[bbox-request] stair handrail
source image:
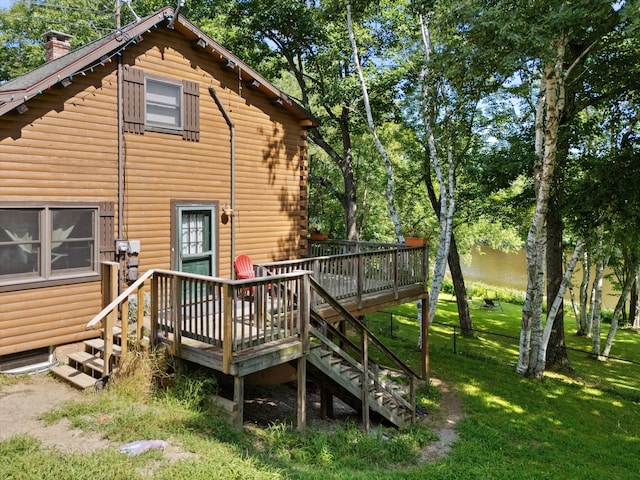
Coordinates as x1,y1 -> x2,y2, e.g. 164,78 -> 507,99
310,277 -> 421,380
86,268 -> 156,330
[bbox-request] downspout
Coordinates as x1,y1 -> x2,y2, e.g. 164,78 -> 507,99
208,86 -> 235,277
117,50 -> 125,293
117,56 -> 124,242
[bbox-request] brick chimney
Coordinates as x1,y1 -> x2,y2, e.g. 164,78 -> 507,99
42,31 -> 73,62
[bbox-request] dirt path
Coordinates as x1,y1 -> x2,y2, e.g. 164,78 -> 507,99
419,377 -> 464,462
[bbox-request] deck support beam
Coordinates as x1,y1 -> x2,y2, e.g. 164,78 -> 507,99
297,357 -> 306,433
320,388 -> 333,419
233,375 -> 244,428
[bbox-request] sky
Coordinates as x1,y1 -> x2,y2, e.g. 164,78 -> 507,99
0,0 -> 14,9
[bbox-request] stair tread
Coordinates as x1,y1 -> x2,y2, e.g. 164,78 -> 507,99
83,338 -> 122,355
51,364 -> 97,390
68,351 -> 105,372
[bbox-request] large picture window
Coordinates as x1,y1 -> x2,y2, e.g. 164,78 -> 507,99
0,206 -> 99,288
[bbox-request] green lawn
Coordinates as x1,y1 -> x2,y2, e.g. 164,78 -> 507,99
1,296 -> 639,479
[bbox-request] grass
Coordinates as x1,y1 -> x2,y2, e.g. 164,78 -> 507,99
1,295 -> 639,479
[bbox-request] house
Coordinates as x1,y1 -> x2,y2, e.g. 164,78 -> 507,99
0,7 -> 317,365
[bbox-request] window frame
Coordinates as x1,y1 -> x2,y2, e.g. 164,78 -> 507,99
0,202 -> 102,292
144,75 -> 184,135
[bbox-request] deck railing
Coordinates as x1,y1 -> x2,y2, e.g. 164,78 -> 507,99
262,240 -> 428,307
88,265 -> 310,374
88,241 -> 425,376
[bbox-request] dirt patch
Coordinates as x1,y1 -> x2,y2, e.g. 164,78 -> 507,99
0,374 -> 112,453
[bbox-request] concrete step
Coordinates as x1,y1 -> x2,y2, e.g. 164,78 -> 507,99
51,364 -> 97,390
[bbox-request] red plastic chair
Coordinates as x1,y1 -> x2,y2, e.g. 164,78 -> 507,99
234,254 -> 276,298
234,254 -> 255,280
234,254 -> 256,298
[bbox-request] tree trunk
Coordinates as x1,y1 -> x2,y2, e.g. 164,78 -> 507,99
307,114 -> 359,241
419,14 -> 455,329
448,236 -> 473,337
633,265 -> 640,330
517,46 -> 566,377
577,250 -> 590,335
535,240 -> 584,376
424,154 -> 473,337
601,266 -> 635,358
589,227 -> 610,357
346,2 -> 403,242
545,194 -> 570,369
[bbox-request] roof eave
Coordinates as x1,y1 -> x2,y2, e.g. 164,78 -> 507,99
173,15 -> 318,128
0,8 -> 173,117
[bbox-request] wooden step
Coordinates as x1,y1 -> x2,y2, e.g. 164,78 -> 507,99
51,364 -> 97,390
83,338 -> 122,356
68,351 -> 105,377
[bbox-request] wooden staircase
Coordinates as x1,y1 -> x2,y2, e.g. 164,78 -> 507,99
307,329 -> 414,428
305,276 -> 421,429
51,327 -> 123,391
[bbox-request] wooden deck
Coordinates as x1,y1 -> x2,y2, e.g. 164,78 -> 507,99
87,241 -> 427,430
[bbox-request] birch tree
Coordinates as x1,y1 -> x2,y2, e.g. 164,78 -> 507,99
601,258 -> 638,358
418,12 -> 455,330
516,39 -> 570,376
345,1 -> 403,242
533,240 -> 584,377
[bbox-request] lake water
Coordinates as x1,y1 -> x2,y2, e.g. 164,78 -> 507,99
457,246 -> 618,310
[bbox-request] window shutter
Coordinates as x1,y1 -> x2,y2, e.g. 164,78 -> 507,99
182,80 -> 200,141
99,202 -> 115,262
123,66 -> 145,134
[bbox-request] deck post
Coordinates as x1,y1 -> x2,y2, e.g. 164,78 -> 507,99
150,274 -> 159,347
171,275 -> 182,357
233,375 -> 244,428
421,296 -> 429,380
100,262 -> 119,375
297,356 -> 306,433
356,255 -> 363,310
120,297 -> 129,358
320,389 -> 333,419
300,274 -> 310,353
393,249 -> 399,300
361,329 -> 370,433
223,284 -> 234,374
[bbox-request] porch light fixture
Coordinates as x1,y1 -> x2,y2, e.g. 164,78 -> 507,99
271,96 -> 283,106
16,103 -> 28,114
221,204 -> 233,224
60,77 -> 72,87
223,59 -> 235,71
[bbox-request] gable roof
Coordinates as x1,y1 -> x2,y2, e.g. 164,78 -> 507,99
0,6 -> 317,126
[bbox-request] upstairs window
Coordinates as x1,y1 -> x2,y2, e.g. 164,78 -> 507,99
145,78 -> 182,130
123,66 -> 200,141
